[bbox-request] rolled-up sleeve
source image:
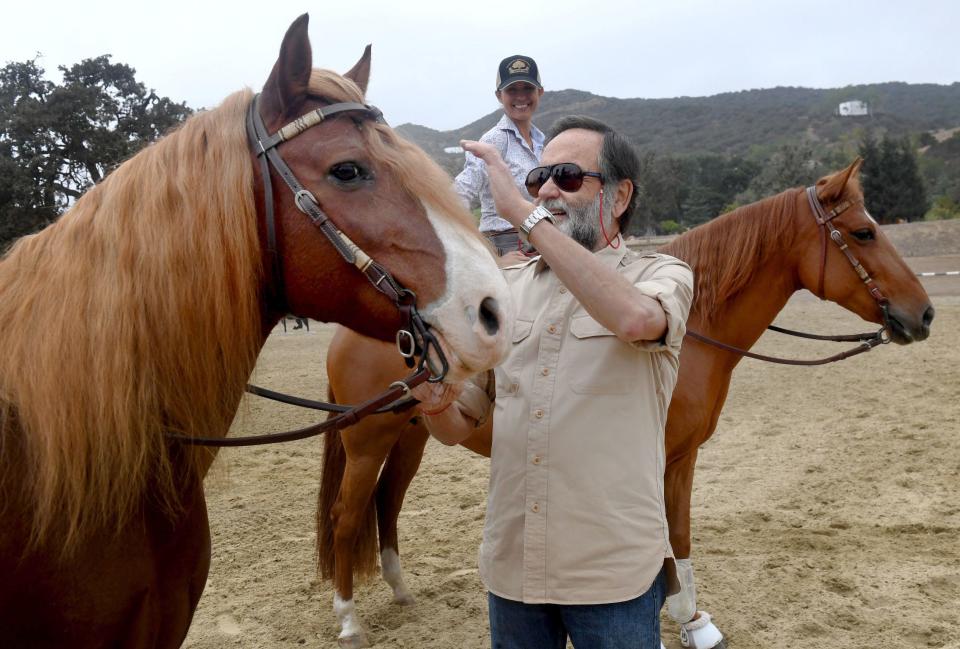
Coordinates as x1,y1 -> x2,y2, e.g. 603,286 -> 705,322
456,369 -> 495,426
631,259 -> 694,354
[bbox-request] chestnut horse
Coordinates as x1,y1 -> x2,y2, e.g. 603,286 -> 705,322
317,159 -> 933,648
0,14 -> 511,649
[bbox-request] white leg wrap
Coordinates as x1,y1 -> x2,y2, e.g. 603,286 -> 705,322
334,593 -> 367,647
680,611 -> 725,649
667,558 -> 698,623
381,548 -> 415,605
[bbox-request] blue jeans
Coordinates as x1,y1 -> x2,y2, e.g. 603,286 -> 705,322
488,569 -> 667,649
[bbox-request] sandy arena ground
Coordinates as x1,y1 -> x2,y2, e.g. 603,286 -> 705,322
184,248 -> 960,649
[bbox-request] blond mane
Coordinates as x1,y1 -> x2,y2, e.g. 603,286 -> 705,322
0,69 -> 480,552
0,90 -> 263,550
661,188 -> 802,324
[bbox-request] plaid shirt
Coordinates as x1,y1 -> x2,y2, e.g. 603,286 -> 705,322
454,114 -> 545,233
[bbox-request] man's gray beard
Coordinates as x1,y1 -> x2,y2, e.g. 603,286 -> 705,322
541,186 -> 617,251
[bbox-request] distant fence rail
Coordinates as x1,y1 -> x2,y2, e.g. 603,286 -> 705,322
624,236 -> 674,253
625,238 -> 958,279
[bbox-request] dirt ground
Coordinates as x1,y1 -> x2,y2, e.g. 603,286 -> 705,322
184,230 -> 960,649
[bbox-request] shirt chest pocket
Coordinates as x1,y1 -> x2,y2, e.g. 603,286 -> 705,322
495,319 -> 533,398
566,315 -> 640,395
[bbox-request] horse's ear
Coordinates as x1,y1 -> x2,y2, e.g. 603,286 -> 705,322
261,14 -> 313,121
344,45 -> 372,96
816,157 -> 863,202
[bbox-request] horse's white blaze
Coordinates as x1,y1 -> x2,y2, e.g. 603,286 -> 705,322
333,593 -> 364,641
419,204 -> 514,380
380,548 -> 414,604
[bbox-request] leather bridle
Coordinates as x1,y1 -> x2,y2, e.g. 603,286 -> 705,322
805,185 -> 889,313
167,96 -> 448,447
686,186 -> 891,365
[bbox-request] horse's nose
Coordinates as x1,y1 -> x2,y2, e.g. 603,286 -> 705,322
920,304 -> 935,339
478,297 -> 501,336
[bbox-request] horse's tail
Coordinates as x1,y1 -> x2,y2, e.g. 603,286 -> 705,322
317,386 -> 380,582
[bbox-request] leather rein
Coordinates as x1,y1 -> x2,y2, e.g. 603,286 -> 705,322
167,96 -> 444,447
686,186 -> 891,366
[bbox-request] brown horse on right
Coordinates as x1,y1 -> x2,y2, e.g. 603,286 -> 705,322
317,158 -> 933,648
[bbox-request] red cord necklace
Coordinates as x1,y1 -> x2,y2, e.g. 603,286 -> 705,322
598,187 -> 620,249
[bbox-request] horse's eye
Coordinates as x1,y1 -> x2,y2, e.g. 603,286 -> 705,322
329,162 -> 367,183
851,229 -> 875,242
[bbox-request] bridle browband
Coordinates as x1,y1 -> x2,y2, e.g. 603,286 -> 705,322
804,185 -> 888,311
167,95 -> 448,447
686,185 -> 891,365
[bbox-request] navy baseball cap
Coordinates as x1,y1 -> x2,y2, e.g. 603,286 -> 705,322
496,55 -> 542,91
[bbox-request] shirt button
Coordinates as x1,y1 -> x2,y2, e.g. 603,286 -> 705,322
531,503 -> 540,513
559,287 -> 567,294
534,409 -> 544,419
510,383 -> 519,393
540,368 -> 549,376
547,325 -> 558,334
532,455 -> 541,465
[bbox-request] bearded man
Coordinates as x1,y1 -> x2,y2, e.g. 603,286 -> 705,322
414,116 -> 694,649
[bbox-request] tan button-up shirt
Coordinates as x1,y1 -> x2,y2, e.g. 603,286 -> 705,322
478,241 -> 693,605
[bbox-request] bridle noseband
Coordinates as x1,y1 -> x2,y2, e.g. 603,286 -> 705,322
167,95 -> 449,447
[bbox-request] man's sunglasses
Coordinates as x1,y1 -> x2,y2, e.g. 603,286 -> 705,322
525,163 -> 603,197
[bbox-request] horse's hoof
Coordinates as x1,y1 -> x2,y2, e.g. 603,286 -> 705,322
679,610 -> 725,649
337,633 -> 369,649
394,591 -> 416,606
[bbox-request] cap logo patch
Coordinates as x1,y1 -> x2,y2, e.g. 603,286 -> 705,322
508,59 -> 530,75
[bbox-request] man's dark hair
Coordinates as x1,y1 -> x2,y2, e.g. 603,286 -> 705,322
547,116 -> 640,232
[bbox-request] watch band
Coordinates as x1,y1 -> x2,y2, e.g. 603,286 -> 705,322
519,206 -> 555,238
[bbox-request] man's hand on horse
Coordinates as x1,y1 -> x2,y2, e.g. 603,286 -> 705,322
459,140 -> 500,164
411,381 -> 463,415
411,381 -> 474,446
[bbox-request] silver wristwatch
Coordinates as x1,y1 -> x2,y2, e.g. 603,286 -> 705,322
519,206 -> 555,239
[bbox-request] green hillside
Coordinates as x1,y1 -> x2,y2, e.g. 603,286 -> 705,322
398,82 -> 960,232
398,82 -> 960,157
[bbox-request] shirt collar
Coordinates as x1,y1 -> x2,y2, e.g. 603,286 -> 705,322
533,234 -> 626,274
497,114 -> 545,149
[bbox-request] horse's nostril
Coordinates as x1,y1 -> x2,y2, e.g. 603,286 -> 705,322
478,297 -> 500,336
922,305 -> 935,328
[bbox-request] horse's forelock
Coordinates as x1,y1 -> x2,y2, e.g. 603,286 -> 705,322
309,68 -> 365,103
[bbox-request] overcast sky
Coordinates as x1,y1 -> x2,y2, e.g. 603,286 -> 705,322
4,0 -> 956,131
